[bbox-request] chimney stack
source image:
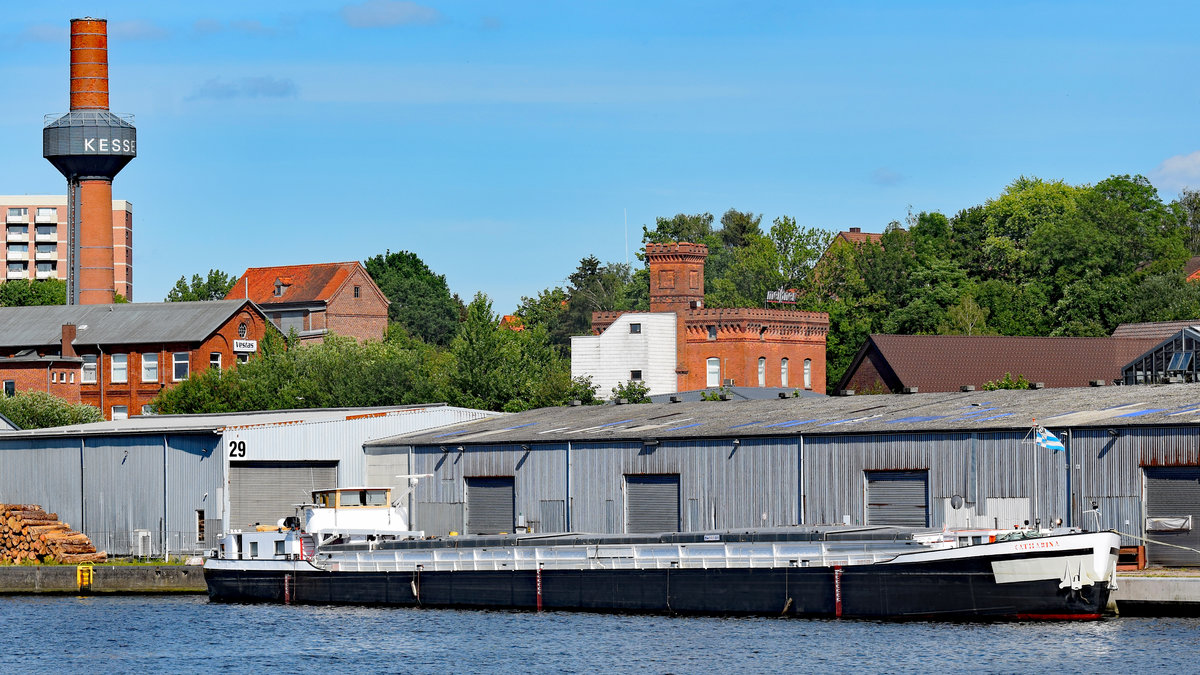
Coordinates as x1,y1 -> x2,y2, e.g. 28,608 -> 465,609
61,324 -> 77,358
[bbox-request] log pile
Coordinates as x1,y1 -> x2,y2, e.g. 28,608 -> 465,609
0,504 -> 106,564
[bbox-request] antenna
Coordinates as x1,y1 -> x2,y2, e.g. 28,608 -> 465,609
624,208 -> 629,265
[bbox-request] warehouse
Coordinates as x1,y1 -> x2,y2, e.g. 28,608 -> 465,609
371,383 -> 1200,566
0,404 -> 499,556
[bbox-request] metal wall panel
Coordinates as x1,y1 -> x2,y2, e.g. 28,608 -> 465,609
465,476 -> 515,534
0,438 -> 83,528
866,471 -> 928,527
164,434 -> 222,555
625,474 -> 680,532
82,436 -> 165,557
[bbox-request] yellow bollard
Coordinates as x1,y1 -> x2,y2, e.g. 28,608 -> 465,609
77,564 -> 94,592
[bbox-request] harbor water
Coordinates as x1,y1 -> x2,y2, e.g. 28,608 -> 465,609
1,595 -> 1197,673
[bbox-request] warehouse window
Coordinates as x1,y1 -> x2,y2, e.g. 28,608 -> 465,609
111,354 -> 127,383
804,358 -> 812,389
111,405 -> 128,420
757,357 -> 766,387
3,381 -> 13,397
210,352 -> 222,371
707,326 -> 717,340
141,353 -> 158,382
196,510 -> 205,544
81,354 -> 97,383
629,323 -> 641,334
781,358 -> 789,388
630,370 -> 643,381
173,352 -> 189,381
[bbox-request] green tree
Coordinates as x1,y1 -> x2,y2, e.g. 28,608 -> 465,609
0,391 -> 102,429
364,250 -> 461,346
610,379 -> 651,403
981,372 -> 1032,390
0,279 -> 65,306
719,208 -> 763,250
166,269 -> 237,301
937,295 -> 995,335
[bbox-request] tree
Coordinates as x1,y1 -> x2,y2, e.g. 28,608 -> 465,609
1176,187 -> 1200,255
981,372 -> 1032,390
610,379 -> 651,403
0,279 -> 65,306
0,391 -> 102,429
364,250 -> 461,346
166,269 -> 237,302
719,209 -> 763,250
937,295 -> 994,335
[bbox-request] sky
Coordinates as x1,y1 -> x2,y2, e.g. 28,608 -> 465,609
2,1 -> 1199,312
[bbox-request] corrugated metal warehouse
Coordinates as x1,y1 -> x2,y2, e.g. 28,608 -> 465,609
371,384 -> 1200,566
0,405 -> 499,556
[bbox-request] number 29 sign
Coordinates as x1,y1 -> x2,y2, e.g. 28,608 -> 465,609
227,439 -> 247,458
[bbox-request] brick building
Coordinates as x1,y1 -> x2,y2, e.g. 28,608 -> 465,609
227,262 -> 388,343
573,242 -> 829,396
0,300 -> 275,420
1,196 -> 133,299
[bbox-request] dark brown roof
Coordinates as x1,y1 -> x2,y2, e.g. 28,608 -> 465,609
841,334 -> 1162,391
834,228 -> 883,246
1111,320 -> 1200,341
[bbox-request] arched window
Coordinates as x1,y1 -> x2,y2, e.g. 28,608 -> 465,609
757,357 -> 766,387
803,358 -> 812,389
781,358 -> 789,388
706,358 -> 721,388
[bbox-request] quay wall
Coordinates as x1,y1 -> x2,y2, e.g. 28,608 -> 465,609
0,565 -> 205,594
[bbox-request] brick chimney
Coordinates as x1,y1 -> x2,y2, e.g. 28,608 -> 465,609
61,324 -> 77,358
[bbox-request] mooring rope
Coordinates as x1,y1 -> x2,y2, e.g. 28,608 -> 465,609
1114,530 -> 1200,556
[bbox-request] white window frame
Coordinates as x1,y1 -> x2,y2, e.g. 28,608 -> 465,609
706,357 -> 721,388
173,352 -> 190,381
111,405 -> 128,420
757,357 -> 766,387
781,358 -> 789,388
81,354 -> 97,384
141,353 -> 158,382
804,358 -> 812,389
210,352 -> 221,371
111,353 -> 127,383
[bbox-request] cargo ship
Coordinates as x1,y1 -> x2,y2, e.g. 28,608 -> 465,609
204,484 -> 1120,619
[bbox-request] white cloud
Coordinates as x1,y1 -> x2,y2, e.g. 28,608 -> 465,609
188,76 -> 298,100
341,0 -> 442,28
1151,150 -> 1200,193
109,20 -> 170,41
871,167 -> 904,186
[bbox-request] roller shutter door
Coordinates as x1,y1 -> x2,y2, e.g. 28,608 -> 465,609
866,470 -> 929,527
466,477 -> 514,534
1145,467 -> 1200,567
229,461 -> 337,530
626,474 -> 680,533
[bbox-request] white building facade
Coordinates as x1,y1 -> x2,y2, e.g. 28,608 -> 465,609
571,312 -> 676,398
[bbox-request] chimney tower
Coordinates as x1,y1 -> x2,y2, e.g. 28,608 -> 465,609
43,18 -> 136,304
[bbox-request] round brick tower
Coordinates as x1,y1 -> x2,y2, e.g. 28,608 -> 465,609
43,18 -> 137,305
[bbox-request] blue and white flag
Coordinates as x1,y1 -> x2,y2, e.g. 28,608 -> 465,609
1036,426 -> 1065,452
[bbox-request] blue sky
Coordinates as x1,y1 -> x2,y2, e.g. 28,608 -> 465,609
2,1 -> 1198,311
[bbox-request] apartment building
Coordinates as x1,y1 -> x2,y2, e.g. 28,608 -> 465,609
0,196 -> 133,300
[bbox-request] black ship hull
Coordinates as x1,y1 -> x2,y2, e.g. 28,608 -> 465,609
205,551 -> 1111,620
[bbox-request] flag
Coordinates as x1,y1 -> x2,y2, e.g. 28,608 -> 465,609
1036,426 -> 1065,452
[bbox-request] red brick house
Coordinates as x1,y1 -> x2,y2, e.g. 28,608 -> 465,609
227,262 -> 388,343
0,300 -> 275,420
576,242 -> 829,396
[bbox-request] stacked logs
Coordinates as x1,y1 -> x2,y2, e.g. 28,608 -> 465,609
0,504 -> 106,564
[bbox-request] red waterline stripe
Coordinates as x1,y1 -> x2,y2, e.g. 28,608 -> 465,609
833,566 -> 843,618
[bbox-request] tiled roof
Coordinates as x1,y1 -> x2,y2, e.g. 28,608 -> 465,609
835,229 -> 883,246
841,334 -> 1162,391
227,262 -> 360,305
1185,255 -> 1200,280
1111,320 -> 1200,341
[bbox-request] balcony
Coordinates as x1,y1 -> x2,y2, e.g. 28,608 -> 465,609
34,229 -> 57,242
6,214 -> 27,225
35,269 -> 57,280
7,230 -> 28,243
34,249 -> 57,261
34,211 -> 58,224
7,251 -> 28,261
6,269 -> 27,280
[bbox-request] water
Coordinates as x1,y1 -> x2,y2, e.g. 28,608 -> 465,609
1,595 -> 1196,674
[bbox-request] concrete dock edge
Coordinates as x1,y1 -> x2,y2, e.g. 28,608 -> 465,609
0,565 -> 206,594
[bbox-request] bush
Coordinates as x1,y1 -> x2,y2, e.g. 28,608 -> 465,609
0,391 -> 103,429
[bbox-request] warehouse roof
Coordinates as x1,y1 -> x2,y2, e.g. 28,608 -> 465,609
0,300 -> 265,349
648,387 -> 823,403
0,404 -> 462,438
1111,319 -> 1200,341
376,382 -> 1200,446
837,334 -> 1159,392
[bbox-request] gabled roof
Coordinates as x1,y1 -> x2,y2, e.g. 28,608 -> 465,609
227,262 -> 368,305
834,228 -> 883,246
0,300 -> 261,349
1185,255 -> 1200,281
837,334 -> 1162,392
1112,319 -> 1200,341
